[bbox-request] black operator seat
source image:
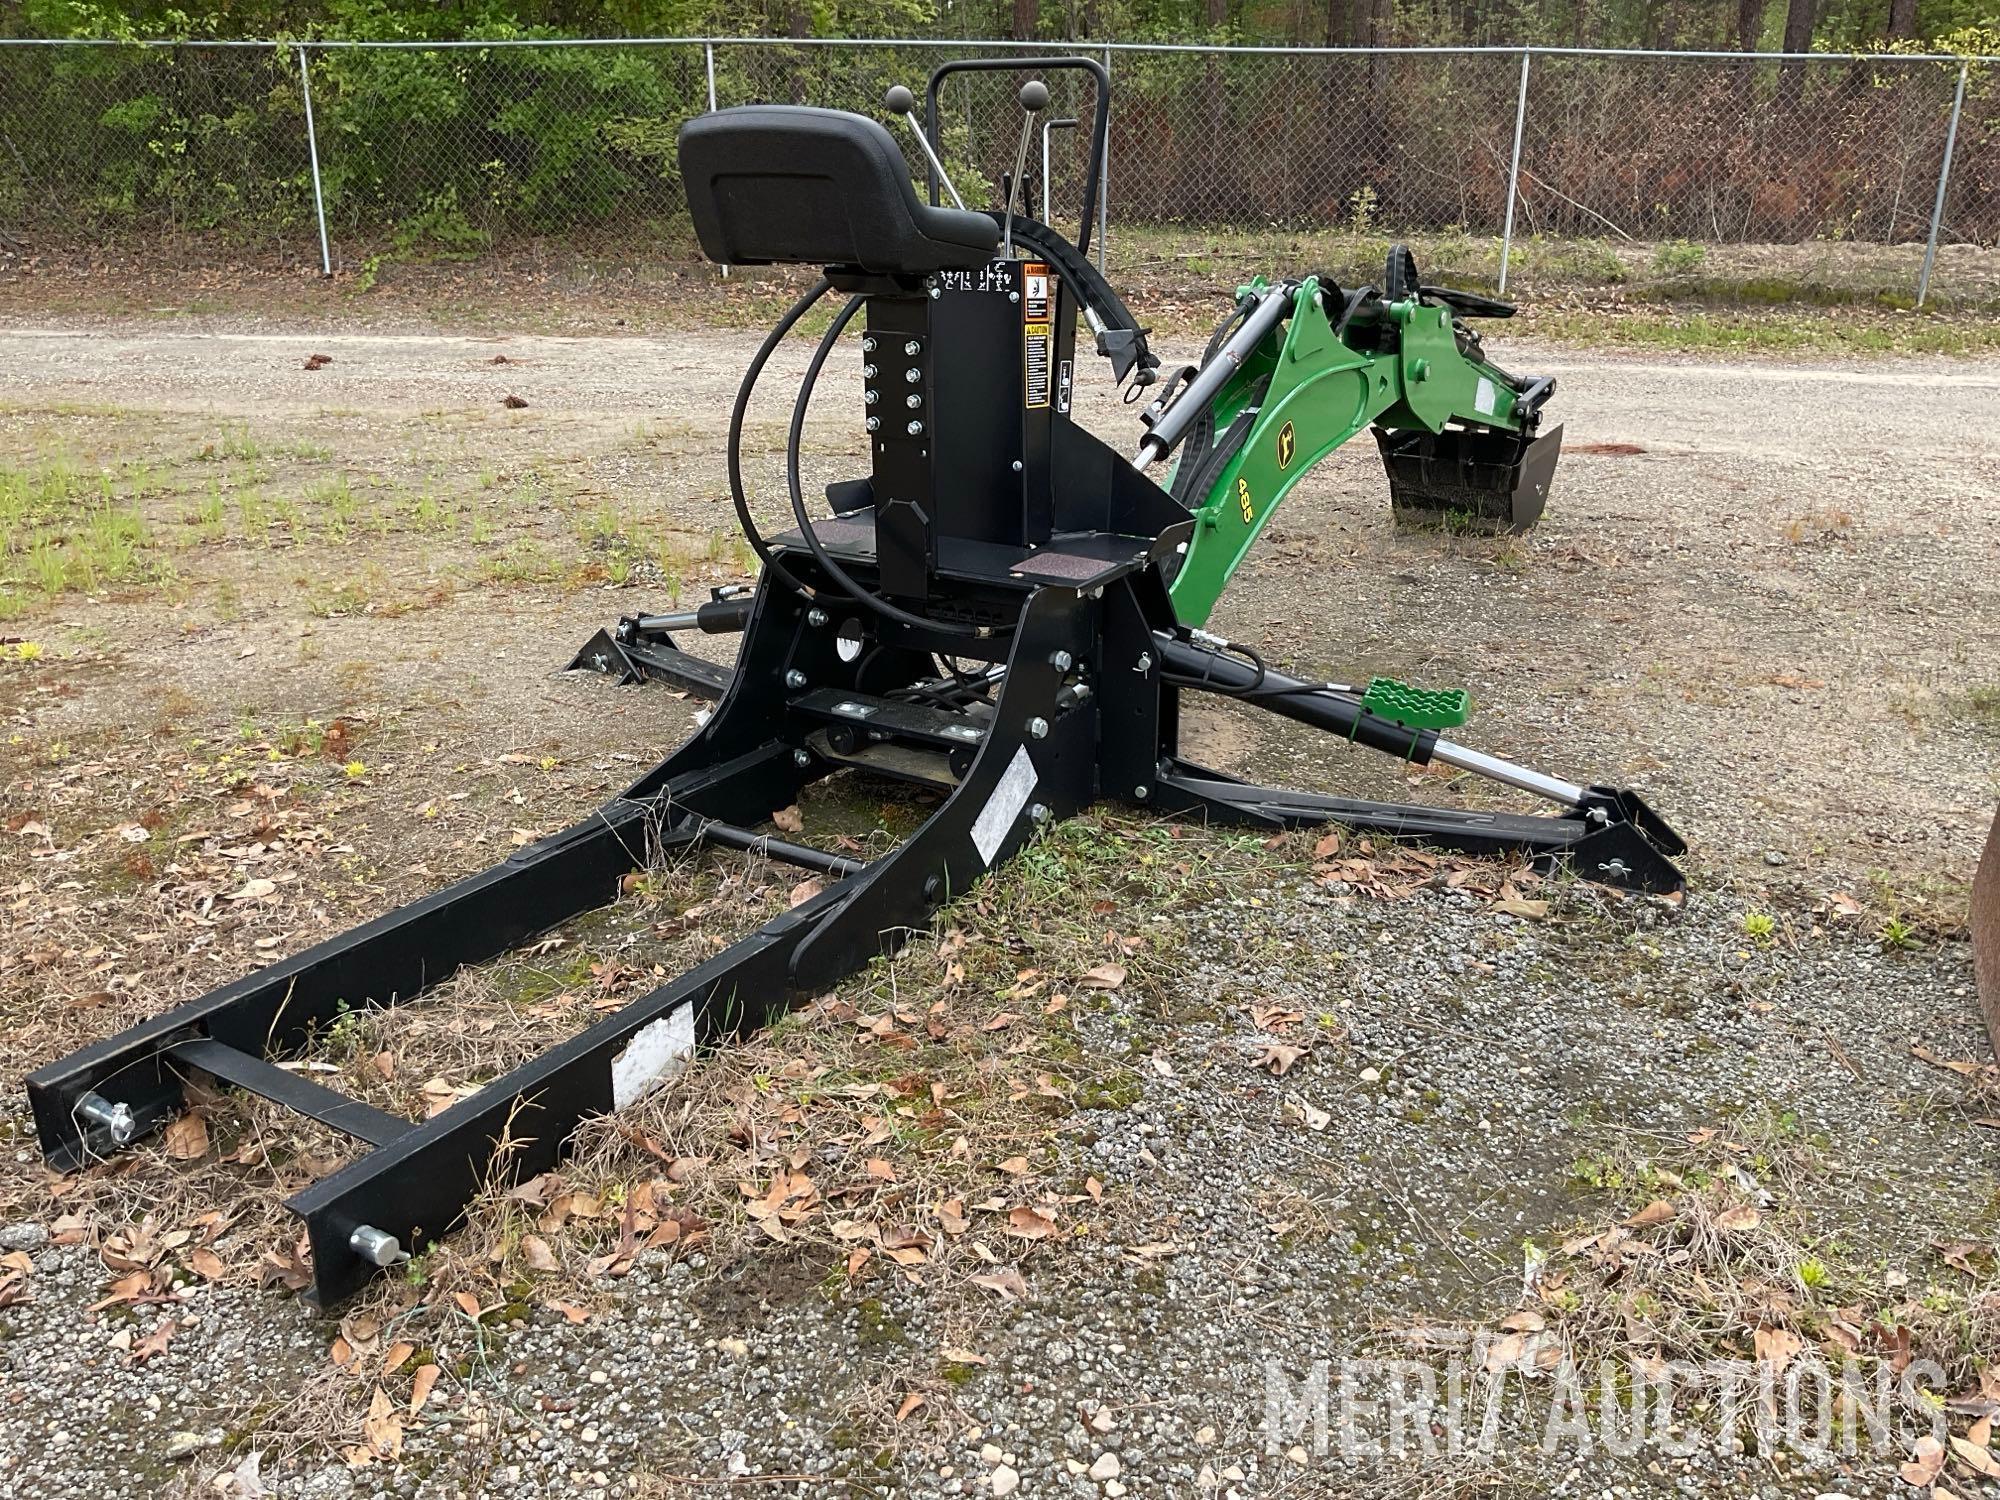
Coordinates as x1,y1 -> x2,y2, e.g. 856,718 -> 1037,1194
678,106 -> 1001,275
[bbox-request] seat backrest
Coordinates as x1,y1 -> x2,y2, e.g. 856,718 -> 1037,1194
678,106 -> 1000,274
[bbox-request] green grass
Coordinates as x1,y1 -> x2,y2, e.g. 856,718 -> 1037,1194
1525,307 -> 2000,357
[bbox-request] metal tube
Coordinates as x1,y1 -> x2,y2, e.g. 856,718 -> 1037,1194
297,45 -> 332,279
1132,284 -> 1293,468
1002,108 -> 1036,256
14,39 -> 1987,64
1099,47 -> 1112,273
1428,738 -> 1583,807
705,43 -> 730,279
897,113 -> 965,209
1498,48 -> 1530,297
1918,61 -> 1969,309
1041,117 -> 1080,223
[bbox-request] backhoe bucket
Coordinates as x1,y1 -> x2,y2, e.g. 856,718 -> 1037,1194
1377,423 -> 1563,535
1975,808 -> 2000,1058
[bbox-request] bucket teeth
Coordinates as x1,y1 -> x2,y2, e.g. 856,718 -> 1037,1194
1377,422 -> 1564,535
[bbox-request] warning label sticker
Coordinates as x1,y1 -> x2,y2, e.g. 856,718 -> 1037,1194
1056,358 -> 1074,414
1022,262 -> 1050,321
1024,322 -> 1052,408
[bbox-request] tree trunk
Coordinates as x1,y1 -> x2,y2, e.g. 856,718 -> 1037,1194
1886,0 -> 1919,40
1777,0 -> 1817,108
1781,0 -> 1815,53
1737,0 -> 1765,51
1013,0 -> 1038,42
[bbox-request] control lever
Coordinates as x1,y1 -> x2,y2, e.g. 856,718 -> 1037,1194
884,84 -> 967,210
1004,80 -> 1050,258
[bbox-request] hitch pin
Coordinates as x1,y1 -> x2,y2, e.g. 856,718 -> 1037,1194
349,1224 -> 409,1267
76,1090 -> 138,1147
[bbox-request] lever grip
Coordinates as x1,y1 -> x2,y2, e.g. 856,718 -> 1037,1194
1019,80 -> 1050,112
884,84 -> 915,114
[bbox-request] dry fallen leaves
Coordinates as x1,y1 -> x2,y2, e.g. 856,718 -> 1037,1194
970,1267 -> 1029,1302
1004,1206 -> 1059,1241
1252,1041 -> 1309,1077
163,1112 -> 209,1161
1714,1204 -> 1762,1234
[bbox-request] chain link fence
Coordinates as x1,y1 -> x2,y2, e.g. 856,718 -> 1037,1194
0,37 -> 1991,304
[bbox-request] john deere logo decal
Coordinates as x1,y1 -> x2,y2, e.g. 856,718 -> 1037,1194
1276,420 -> 1297,470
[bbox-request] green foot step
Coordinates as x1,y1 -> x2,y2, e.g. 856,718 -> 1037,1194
1361,676 -> 1470,730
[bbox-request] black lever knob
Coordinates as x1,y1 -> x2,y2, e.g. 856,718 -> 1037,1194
1019,80 -> 1050,112
884,84 -> 916,115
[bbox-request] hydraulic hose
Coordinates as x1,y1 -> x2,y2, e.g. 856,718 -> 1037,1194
728,277 -> 834,601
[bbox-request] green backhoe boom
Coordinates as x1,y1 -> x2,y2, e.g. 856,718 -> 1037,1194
1163,274 -> 1561,628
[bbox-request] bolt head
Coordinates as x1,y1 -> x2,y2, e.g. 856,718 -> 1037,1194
905,367 -> 921,383
906,393 -> 922,409
1049,650 -> 1074,671
806,607 -> 829,627
1029,802 -> 1052,824
862,336 -> 877,352
793,748 -> 813,768
1009,290 -> 1021,302
864,389 -> 879,405
784,669 -> 807,689
1133,784 -> 1150,800
1026,716 -> 1049,740
906,420 -> 924,436
903,340 -> 921,355
866,416 -> 880,432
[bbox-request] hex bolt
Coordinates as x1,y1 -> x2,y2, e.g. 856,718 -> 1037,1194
864,390 -> 879,405
76,1090 -> 137,1147
1011,459 -> 1023,473
928,286 -> 941,300
1026,716 -> 1049,740
1029,802 -> 1052,825
906,420 -> 925,436
905,367 -> 921,383
866,416 -> 880,432
906,394 -> 922,409
806,607 -> 829,628
1133,784 -> 1150,800
1049,650 -> 1074,671
903,340 -> 921,356
862,336 -> 877,353
349,1224 -> 407,1268
784,669 -> 807,690
862,364 -> 878,379
792,748 -> 813,768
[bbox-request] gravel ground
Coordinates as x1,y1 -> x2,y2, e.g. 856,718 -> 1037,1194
1,315 -> 1996,1498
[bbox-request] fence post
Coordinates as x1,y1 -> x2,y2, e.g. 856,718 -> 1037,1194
1917,60 -> 1969,308
297,43 -> 332,278
705,40 -> 729,277
1497,48 -> 1530,296
1098,45 -> 1111,273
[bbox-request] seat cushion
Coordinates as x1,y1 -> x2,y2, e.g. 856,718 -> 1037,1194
678,106 -> 1000,274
